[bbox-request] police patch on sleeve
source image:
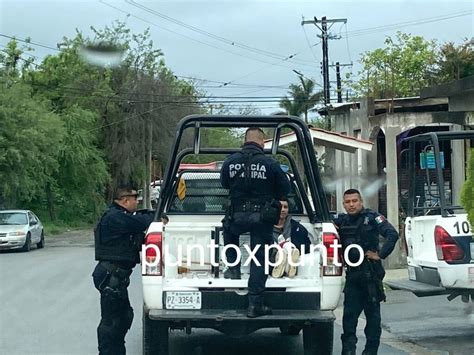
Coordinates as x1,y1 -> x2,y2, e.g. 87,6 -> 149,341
375,215 -> 386,224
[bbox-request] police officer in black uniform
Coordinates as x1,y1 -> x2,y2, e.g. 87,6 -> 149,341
92,185 -> 154,355
333,189 -> 398,355
220,127 -> 290,318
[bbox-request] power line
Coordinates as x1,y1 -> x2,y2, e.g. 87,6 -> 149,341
100,0 -> 316,71
0,33 -> 60,52
342,10 -> 472,38
302,25 -> 320,63
125,0 -> 317,66
343,23 -> 352,63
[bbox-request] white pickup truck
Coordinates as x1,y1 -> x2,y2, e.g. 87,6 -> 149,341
386,131 -> 474,302
141,115 -> 343,354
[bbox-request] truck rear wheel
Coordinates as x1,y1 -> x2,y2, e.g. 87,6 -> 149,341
279,325 -> 302,335
303,321 -> 333,355
143,307 -> 169,355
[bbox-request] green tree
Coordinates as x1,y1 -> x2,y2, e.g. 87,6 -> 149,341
436,40 -> 474,82
461,149 -> 474,226
352,32 -> 438,99
0,82 -> 64,210
280,75 -> 323,124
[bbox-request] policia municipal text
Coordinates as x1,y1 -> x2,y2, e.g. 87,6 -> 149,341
333,189 -> 398,355
220,127 -> 290,318
92,186 -> 154,355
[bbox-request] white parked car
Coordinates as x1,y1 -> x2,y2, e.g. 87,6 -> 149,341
0,210 -> 45,252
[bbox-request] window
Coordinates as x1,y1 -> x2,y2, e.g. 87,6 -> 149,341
0,212 -> 28,225
167,171 -> 304,214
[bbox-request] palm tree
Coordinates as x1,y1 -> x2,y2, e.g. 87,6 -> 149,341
279,75 -> 323,124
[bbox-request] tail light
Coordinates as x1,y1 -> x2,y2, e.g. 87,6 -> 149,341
434,226 -> 464,263
322,232 -> 343,276
144,231 -> 163,275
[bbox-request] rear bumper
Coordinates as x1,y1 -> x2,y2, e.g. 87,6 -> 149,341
149,308 -> 334,322
148,308 -> 334,335
385,278 -> 450,297
438,264 -> 474,289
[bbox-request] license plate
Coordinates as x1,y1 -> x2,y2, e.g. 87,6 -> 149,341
469,267 -> 474,283
165,291 -> 201,309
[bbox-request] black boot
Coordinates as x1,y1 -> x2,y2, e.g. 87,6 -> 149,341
223,266 -> 241,279
247,296 -> 272,318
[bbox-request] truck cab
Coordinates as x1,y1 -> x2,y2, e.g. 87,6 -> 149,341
141,115 -> 343,354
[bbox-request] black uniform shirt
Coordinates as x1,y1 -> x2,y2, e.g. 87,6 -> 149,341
333,208 -> 399,259
220,142 -> 290,204
100,202 -> 155,245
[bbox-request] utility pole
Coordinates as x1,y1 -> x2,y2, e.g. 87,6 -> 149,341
336,62 -> 342,103
329,62 -> 352,103
302,16 -> 347,106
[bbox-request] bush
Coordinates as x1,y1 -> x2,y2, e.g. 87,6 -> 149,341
461,148 -> 474,226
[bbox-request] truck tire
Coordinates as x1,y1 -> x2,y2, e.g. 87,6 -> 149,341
143,308 -> 169,355
303,321 -> 333,355
279,325 -> 302,335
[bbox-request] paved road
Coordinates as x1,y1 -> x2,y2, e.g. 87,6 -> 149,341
0,232 -> 472,354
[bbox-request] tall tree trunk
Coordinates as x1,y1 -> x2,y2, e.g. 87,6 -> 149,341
45,182 -> 56,221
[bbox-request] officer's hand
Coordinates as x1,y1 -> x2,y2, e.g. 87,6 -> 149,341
365,250 -> 380,261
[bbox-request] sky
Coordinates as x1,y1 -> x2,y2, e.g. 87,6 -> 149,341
1,0 -> 472,115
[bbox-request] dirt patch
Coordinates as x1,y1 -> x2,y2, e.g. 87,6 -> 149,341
46,228 -> 94,247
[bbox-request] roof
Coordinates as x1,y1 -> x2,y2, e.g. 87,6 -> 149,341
264,127 -> 373,153
0,210 -> 30,214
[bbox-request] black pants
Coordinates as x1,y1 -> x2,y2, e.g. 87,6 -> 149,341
341,272 -> 382,354
224,211 -> 273,297
93,263 -> 134,355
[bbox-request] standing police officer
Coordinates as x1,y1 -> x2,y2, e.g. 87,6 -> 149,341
220,127 -> 290,318
333,189 -> 398,355
92,185 -> 155,355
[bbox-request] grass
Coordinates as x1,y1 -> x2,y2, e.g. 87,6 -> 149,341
42,220 -> 93,235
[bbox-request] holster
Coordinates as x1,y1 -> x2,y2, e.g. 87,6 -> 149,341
260,199 -> 281,224
99,262 -> 131,299
221,205 -> 233,231
361,260 -> 386,303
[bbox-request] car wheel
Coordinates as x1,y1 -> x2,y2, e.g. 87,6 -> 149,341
21,234 -> 32,252
37,231 -> 45,249
280,325 -> 302,335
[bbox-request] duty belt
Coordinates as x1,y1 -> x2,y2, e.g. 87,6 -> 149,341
232,202 -> 264,213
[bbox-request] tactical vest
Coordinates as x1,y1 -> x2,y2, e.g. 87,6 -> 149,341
339,213 -> 379,264
229,150 -> 272,204
94,208 -> 141,264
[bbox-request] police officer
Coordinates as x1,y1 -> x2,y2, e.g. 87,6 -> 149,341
220,127 -> 290,318
92,185 -> 154,355
333,189 -> 398,355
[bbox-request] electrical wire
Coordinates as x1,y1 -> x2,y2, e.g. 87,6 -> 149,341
342,10 -> 472,38
125,0 -> 317,66
0,33 -> 60,52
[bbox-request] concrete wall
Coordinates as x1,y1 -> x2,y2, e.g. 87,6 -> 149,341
449,92 -> 474,112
